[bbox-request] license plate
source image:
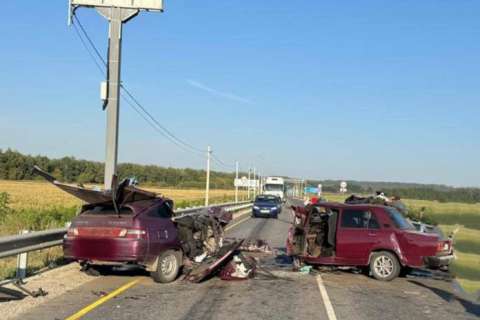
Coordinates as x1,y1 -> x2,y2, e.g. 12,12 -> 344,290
260,209 -> 270,213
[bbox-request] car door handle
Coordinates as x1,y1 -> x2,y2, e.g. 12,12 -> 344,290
368,233 -> 377,237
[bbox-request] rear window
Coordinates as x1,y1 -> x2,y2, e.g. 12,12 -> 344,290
147,204 -> 173,218
84,206 -> 133,216
385,207 -> 415,230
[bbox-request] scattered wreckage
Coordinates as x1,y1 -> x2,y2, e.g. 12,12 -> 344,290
33,166 -> 261,283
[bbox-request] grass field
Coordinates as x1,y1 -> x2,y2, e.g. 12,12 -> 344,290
321,193 -> 480,294
0,180 -> 247,211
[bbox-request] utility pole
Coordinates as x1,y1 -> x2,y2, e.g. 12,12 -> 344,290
253,167 -> 257,198
68,1 -> 163,190
235,161 -> 239,203
247,167 -> 251,199
205,145 -> 211,206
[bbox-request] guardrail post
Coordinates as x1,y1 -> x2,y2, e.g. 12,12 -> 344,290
16,230 -> 30,280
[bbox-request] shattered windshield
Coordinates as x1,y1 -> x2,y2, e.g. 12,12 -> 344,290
84,206 -> 133,215
264,184 -> 283,192
385,207 -> 415,230
255,195 -> 278,203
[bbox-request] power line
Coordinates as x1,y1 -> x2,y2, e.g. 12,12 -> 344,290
71,12 -> 236,171
72,13 -> 202,155
120,85 -> 204,154
211,153 -> 235,169
72,22 -> 105,76
73,14 -> 106,66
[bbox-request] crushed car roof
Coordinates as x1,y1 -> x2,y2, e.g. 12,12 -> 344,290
33,165 -> 160,205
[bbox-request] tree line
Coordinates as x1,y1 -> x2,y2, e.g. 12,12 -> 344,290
2,149 -> 480,203
0,149 -> 240,189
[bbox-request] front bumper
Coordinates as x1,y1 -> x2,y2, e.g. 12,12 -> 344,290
252,208 -> 278,217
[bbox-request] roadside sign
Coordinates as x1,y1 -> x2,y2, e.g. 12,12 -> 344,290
304,187 -> 319,194
234,178 -> 259,188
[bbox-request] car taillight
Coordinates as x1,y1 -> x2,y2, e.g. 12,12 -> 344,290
437,241 -> 449,252
67,228 -> 78,237
118,229 -> 146,239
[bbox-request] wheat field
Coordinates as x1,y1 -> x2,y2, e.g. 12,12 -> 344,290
0,180 -> 247,210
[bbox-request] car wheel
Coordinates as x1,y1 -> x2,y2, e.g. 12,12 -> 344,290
370,251 -> 401,281
151,250 -> 181,283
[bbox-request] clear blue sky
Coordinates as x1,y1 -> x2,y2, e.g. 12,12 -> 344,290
1,1 -> 479,187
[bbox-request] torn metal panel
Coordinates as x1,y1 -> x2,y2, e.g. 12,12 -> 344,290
238,239 -> 272,254
219,254 -> 256,281
33,165 -> 158,205
185,239 -> 243,283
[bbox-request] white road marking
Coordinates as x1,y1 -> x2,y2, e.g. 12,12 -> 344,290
225,216 -> 251,231
316,274 -> 337,320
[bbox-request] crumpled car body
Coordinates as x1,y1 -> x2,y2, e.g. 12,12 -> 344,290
287,202 -> 440,280
410,221 -> 455,270
33,166 -> 233,283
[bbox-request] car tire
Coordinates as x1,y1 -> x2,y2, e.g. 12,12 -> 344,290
151,250 -> 181,283
369,251 -> 401,281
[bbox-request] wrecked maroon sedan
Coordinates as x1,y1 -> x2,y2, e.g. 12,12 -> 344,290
33,166 -> 235,283
287,202 -> 440,281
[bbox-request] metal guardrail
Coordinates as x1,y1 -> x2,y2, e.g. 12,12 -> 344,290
0,200 -> 252,260
0,228 -> 67,259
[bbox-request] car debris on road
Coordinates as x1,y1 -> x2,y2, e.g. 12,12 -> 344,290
32,166 -> 265,284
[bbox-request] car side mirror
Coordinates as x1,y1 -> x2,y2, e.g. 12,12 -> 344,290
383,224 -> 391,228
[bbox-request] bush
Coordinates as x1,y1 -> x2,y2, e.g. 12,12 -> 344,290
406,206 -> 438,225
0,205 -> 78,235
0,192 -> 11,221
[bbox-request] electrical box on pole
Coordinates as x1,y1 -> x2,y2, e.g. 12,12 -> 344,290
68,0 -> 164,190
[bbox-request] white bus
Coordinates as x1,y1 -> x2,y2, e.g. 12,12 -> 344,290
263,177 -> 285,200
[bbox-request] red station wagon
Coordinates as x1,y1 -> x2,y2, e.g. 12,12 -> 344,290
287,202 -> 440,280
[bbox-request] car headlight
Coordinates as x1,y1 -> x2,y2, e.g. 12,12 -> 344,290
253,206 -> 259,210
271,207 -> 277,211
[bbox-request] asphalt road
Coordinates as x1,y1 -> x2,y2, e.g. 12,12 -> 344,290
14,200 -> 480,320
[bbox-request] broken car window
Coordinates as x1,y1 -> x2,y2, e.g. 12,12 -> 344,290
341,210 -> 378,229
84,206 -> 133,215
148,203 -> 173,218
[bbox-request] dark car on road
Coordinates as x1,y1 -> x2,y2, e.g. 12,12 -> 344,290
252,195 -> 282,218
287,202 -> 441,281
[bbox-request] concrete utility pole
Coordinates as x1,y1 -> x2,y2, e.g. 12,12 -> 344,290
253,167 -> 257,198
205,145 -> 212,206
247,167 -> 251,199
68,1 -> 163,190
235,161 -> 239,203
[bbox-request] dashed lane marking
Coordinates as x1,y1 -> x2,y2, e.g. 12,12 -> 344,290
316,275 -> 337,320
225,216 -> 251,231
64,278 -> 142,320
